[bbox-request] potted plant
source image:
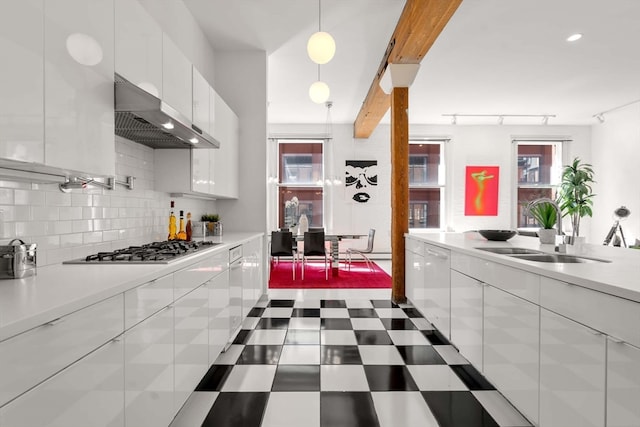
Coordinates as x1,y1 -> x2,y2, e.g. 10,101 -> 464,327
201,214 -> 221,235
558,157 -> 595,242
527,201 -> 558,244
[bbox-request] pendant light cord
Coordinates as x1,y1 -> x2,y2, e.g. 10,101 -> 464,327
318,0 -> 322,32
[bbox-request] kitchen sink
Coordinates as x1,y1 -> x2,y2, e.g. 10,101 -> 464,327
475,247 -> 545,255
508,253 -> 610,263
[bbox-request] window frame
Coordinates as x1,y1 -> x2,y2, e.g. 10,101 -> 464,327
408,138 -> 447,231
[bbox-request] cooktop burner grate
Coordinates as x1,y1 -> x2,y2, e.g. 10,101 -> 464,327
63,240 -> 220,264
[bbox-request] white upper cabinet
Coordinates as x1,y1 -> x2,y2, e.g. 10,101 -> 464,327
0,0 -> 44,164
43,0 -> 115,177
114,0 -> 162,98
192,67 -> 210,134
162,34 -> 192,122
211,90 -> 239,198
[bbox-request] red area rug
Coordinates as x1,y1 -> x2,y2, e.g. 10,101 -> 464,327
269,260 -> 391,289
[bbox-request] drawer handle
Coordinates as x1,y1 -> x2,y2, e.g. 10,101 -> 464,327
587,329 -> 603,337
45,317 -> 64,326
609,337 -> 626,345
425,248 -> 448,259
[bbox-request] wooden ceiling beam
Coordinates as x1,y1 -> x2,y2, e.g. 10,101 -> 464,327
353,0 -> 463,138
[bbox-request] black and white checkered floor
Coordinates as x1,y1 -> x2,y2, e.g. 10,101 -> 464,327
170,291 -> 532,427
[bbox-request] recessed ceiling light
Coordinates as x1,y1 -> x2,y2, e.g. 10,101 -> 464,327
567,33 -> 583,42
162,122 -> 174,130
189,137 -> 199,144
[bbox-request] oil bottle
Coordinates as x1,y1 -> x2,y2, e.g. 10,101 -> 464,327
168,201 -> 177,240
176,210 -> 187,241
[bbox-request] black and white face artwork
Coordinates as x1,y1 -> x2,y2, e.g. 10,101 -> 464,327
345,160 -> 378,203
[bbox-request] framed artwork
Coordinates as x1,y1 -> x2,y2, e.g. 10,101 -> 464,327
345,160 -> 377,203
465,166 -> 499,216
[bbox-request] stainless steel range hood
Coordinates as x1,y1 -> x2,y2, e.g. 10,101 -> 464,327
114,73 -> 219,149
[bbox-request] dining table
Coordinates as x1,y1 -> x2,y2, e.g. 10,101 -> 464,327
294,232 -> 366,277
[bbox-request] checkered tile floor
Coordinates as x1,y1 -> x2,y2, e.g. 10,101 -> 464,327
170,295 -> 532,427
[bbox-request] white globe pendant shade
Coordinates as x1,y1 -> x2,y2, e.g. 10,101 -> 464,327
309,81 -> 330,104
307,31 -> 336,64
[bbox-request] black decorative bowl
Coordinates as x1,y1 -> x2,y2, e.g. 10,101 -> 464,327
478,229 -> 517,241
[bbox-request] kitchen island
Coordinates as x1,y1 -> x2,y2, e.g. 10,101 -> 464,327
0,232 -> 264,427
406,232 -> 640,427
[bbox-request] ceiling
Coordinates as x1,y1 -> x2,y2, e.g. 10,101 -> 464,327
184,0 -> 640,127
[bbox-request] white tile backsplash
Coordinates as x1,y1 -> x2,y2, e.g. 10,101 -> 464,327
0,138 -> 217,266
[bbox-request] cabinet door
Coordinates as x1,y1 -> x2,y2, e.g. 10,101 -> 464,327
423,244 -> 450,338
484,285 -> 539,425
114,0 -> 162,98
43,0 -> 115,177
209,270 -> 230,364
124,305 -> 174,427
124,274 -> 173,330
191,148 -> 211,194
192,67 -> 210,135
450,270 -> 483,369
405,247 -> 424,309
174,284 -> 209,412
540,308 -> 606,427
607,339 -> 640,427
242,237 -> 263,317
0,294 -> 123,407
229,259 -> 243,338
1,336 -> 124,427
162,34 -> 192,122
0,0 -> 44,164
211,91 -> 239,198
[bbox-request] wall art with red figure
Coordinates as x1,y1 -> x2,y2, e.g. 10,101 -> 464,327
465,166 -> 499,216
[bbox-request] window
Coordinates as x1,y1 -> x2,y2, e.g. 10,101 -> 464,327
515,141 -> 563,228
277,140 -> 324,228
409,140 -> 445,229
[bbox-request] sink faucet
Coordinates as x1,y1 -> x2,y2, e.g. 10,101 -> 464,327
525,198 -> 567,251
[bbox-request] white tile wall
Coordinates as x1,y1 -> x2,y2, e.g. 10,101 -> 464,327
0,137 -> 216,266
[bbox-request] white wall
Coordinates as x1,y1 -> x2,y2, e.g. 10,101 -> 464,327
269,122 -> 592,252
591,103 -> 640,246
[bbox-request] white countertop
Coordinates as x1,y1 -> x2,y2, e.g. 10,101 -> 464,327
407,232 -> 640,303
0,232 -> 262,341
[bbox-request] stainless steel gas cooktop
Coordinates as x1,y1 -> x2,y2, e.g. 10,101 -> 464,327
63,240 -> 221,264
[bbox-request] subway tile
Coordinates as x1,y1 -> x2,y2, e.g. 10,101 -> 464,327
83,231 -> 103,244
46,247 -> 74,265
93,219 -> 112,231
15,221 -> 47,237
31,206 -> 59,221
0,205 -> 16,221
14,189 -> 45,205
0,180 -> 30,189
71,193 -> 92,207
72,220 -> 93,233
0,221 -> 16,239
45,191 -> 71,207
83,207 -> 103,220
59,206 -> 83,220
0,188 -> 14,204
92,194 -> 111,207
60,233 -> 84,247
46,220 -> 73,235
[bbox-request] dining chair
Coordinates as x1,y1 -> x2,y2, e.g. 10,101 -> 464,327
270,230 -> 297,279
346,228 -> 375,271
302,230 -> 329,280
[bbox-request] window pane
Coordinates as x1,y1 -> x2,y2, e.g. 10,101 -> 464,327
517,144 -> 559,185
279,142 -> 323,185
409,188 -> 441,228
517,187 -> 557,228
409,143 -> 441,185
279,187 -> 324,229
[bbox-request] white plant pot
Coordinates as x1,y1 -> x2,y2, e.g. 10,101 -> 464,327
538,228 -> 557,244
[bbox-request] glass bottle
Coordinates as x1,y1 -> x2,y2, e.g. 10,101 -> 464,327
186,212 -> 192,242
168,201 -> 177,240
177,210 -> 187,240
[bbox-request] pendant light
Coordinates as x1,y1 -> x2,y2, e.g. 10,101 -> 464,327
309,65 -> 330,104
307,0 -> 335,64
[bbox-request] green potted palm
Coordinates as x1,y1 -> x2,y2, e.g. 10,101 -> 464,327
527,201 -> 558,244
557,157 -> 595,242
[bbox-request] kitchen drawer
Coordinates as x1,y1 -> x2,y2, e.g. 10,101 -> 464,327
451,252 -> 539,304
405,237 -> 424,256
0,294 -> 124,407
540,277 -> 640,347
124,273 -> 174,330
174,251 -> 226,300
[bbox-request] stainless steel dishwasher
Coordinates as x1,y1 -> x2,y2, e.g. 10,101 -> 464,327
228,245 -> 243,340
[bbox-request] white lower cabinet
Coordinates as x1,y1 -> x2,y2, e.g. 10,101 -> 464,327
242,237 -> 264,317
229,251 -> 243,339
209,270 -> 230,363
540,308 -> 606,427
174,284 -> 209,412
405,243 -> 424,309
484,285 -> 539,425
124,305 -> 175,427
607,338 -> 640,427
423,244 -> 451,338
1,336 -> 125,427
450,270 -> 483,369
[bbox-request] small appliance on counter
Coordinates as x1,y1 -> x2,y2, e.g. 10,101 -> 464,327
0,239 -> 37,279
